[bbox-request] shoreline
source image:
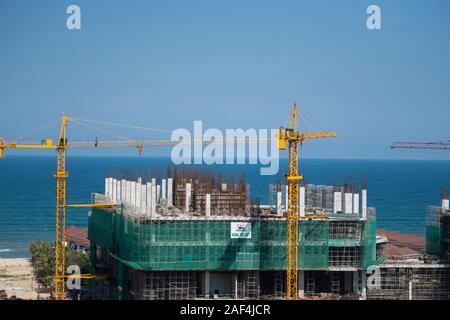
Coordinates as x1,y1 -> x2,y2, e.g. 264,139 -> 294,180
0,258 -> 38,300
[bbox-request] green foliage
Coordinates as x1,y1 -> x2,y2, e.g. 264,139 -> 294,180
66,248 -> 91,273
29,241 -> 55,287
29,241 -> 91,288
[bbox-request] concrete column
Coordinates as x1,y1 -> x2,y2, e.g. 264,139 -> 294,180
246,184 -> 251,203
111,179 -> 117,203
277,191 -> 283,215
151,184 -> 157,215
122,179 -> 128,203
344,193 -> 353,214
185,183 -> 192,212
116,180 -> 121,203
285,185 -> 289,211
119,180 -> 125,203
205,193 -> 211,217
408,280 -> 413,300
344,272 -> 352,293
130,181 -> 136,207
146,183 -> 152,216
361,189 -> 367,220
299,185 -> 306,217
105,177 -> 111,198
141,184 -> 147,212
105,178 -> 110,197
167,178 -> 173,206
111,179 -> 117,202
204,271 -> 210,298
361,271 -> 367,300
334,191 -> 342,213
442,199 -> 449,211
298,270 -> 305,299
353,193 -> 360,214
353,271 -> 359,294
136,182 -> 142,208
156,185 -> 161,203
161,179 -> 166,200
120,179 -> 126,203
233,273 -> 238,299
110,178 -> 115,200
126,181 -> 132,204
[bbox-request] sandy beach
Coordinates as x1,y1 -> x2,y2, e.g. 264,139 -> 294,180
0,258 -> 38,300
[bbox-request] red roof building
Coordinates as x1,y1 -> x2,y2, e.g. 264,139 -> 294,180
66,226 -> 89,252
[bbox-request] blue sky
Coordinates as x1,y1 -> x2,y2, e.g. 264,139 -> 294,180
0,0 -> 449,159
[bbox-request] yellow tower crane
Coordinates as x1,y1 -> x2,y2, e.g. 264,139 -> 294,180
0,115 -> 184,300
278,103 -> 336,299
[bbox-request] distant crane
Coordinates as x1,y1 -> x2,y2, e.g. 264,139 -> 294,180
277,103 -> 336,299
391,141 -> 450,150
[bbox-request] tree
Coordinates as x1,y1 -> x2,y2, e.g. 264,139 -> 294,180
29,241 -> 91,288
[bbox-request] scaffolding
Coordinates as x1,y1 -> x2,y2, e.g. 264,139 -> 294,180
172,167 -> 248,216
273,272 -> 284,298
266,183 -> 335,212
329,247 -> 360,268
175,184 -> 247,216
305,272 -> 315,296
236,271 -> 259,299
306,184 -> 334,210
366,265 -> 450,300
329,221 -> 361,240
330,273 -> 340,295
130,271 -> 197,300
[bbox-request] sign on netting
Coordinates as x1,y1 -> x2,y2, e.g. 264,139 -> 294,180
231,222 -> 252,239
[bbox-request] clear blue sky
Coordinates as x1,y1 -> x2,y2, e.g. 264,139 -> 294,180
1,0 -> 449,159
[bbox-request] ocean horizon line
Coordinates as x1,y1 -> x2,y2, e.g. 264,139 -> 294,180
4,154 -> 450,162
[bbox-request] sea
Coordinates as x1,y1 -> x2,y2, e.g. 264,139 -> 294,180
0,156 -> 449,258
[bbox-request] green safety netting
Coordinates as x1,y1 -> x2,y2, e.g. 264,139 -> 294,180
89,207 -> 378,271
426,206 -> 447,258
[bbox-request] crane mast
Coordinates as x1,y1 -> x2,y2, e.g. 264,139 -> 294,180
278,103 -> 336,299
54,115 -> 68,300
286,130 -> 300,299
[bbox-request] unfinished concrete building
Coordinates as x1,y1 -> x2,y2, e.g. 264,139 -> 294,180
365,190 -> 450,300
87,170 -> 450,300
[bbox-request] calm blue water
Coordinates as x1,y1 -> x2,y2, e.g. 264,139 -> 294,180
0,156 -> 449,258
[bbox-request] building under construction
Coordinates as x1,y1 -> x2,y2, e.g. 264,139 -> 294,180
87,169 -> 450,300
364,190 -> 450,300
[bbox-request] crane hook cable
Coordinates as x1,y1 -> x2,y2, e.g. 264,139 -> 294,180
14,118 -> 61,141
69,118 -> 130,141
69,116 -> 173,133
300,110 -> 326,133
